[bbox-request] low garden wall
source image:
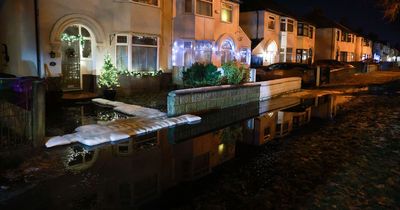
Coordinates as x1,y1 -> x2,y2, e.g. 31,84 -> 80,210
167,77 -> 302,116
255,77 -> 302,101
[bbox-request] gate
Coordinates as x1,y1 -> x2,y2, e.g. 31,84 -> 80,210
0,78 -> 45,151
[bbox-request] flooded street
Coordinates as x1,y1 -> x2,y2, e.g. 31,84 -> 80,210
1,80 -> 400,210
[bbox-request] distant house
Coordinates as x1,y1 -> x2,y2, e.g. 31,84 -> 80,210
239,0 -> 316,67
304,11 -> 361,62
172,0 -> 251,68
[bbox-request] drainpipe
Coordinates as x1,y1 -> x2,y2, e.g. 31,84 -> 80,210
256,11 -> 259,40
34,0 -> 41,78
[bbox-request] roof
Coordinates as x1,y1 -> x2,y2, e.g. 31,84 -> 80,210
240,0 -> 298,19
303,11 -> 353,33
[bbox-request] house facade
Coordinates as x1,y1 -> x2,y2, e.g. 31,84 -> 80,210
239,5 -> 315,67
172,0 -> 251,68
1,0 -> 174,92
355,36 -> 373,61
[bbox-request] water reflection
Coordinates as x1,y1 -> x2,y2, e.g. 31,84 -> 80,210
3,94 -> 346,209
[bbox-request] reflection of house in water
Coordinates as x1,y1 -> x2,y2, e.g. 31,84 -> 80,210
172,126 -> 237,181
275,111 -> 293,138
243,112 -> 278,145
281,105 -> 312,129
310,95 -> 337,119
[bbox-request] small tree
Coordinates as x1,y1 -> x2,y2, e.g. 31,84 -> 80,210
222,62 -> 247,85
98,54 -> 120,89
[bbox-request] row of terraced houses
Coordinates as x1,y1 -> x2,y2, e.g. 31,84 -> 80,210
1,0 -> 399,91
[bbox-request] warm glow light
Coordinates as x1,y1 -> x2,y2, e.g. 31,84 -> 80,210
218,144 -> 225,155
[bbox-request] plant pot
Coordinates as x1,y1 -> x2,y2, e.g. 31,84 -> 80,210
103,89 -> 116,101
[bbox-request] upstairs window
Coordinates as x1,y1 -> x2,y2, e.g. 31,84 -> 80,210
337,30 -> 340,41
309,26 -> 314,38
185,0 -> 193,13
297,23 -> 309,36
221,3 -> 233,23
363,38 -> 370,47
132,0 -> 158,6
287,19 -> 294,32
280,18 -> 286,32
268,16 -> 275,30
196,0 -> 213,17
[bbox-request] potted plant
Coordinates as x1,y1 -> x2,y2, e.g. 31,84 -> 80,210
98,54 -> 120,100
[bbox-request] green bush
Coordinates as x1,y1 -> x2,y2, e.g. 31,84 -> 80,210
222,62 -> 248,85
182,63 -> 222,87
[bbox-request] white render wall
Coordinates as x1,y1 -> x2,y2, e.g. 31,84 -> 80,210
0,0 -> 38,77
38,0 -> 171,76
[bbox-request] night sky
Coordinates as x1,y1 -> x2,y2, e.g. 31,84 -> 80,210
275,0 -> 400,46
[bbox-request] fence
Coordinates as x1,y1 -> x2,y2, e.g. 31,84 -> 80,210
0,78 -> 45,151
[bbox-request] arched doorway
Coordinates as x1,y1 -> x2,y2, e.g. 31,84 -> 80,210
264,41 -> 278,65
61,25 -> 94,91
220,39 -> 235,65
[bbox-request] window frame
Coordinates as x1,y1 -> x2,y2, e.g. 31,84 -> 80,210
267,16 -> 276,30
221,2 -> 233,23
130,0 -> 159,8
115,33 -> 159,72
195,0 -> 213,17
185,0 -> 193,13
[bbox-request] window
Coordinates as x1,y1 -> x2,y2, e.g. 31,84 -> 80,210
296,49 -> 308,63
194,40 -> 212,63
239,48 -> 249,64
64,25 -> 93,59
279,48 -> 285,62
297,23 -> 305,36
268,16 -> 275,30
132,35 -> 158,71
287,19 -> 294,32
221,39 -> 235,64
115,34 -> 159,72
363,38 -> 370,47
309,26 -> 314,39
132,0 -> 158,6
185,0 -> 193,13
221,3 -> 233,23
337,30 -> 340,41
196,0 -> 213,17
286,48 -> 293,62
280,19 -> 286,32
340,51 -> 348,62
116,35 -> 129,71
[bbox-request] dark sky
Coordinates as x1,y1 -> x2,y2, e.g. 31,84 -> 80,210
277,0 -> 400,46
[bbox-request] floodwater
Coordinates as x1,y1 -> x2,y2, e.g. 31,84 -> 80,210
0,94 -> 351,209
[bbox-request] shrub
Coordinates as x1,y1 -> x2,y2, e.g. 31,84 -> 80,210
98,54 -> 120,89
222,62 -> 248,85
182,63 -> 222,87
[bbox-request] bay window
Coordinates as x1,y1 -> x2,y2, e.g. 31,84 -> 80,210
132,35 -> 158,71
196,0 -> 213,17
132,0 -> 158,6
194,41 -> 212,63
221,3 -> 233,23
115,34 -> 158,72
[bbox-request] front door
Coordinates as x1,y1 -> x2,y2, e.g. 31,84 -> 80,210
61,39 -> 81,91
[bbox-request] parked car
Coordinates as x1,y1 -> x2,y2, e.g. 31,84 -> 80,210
256,63 -> 315,85
313,59 -> 355,69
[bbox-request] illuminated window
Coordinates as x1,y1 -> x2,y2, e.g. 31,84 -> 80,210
196,0 -> 213,17
131,0 -> 158,6
221,3 -> 233,23
268,16 -> 275,30
63,25 -> 93,59
194,40 -> 213,63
